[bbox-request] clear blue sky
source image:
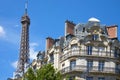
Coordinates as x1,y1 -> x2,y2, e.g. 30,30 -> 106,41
0,0 -> 120,79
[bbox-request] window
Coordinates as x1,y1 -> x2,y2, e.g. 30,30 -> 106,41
71,44 -> 77,50
69,76 -> 75,80
98,47 -> 104,55
70,60 -> 76,70
76,29 -> 78,34
38,55 -> 43,60
33,64 -> 36,70
92,34 -> 98,40
55,39 -> 60,47
98,61 -> 104,71
86,77 -> 93,80
114,47 -> 119,57
114,47 -> 117,57
87,46 -> 92,55
115,63 -> 120,73
98,77 -> 105,80
62,63 -> 65,67
71,44 -> 77,54
49,53 -> 54,63
87,60 -> 93,71
82,27 -> 85,32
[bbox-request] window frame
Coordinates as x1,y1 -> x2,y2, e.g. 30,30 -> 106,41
86,76 -> 93,80
70,60 -> 76,70
87,60 -> 93,71
98,61 -> 104,72
87,46 -> 92,55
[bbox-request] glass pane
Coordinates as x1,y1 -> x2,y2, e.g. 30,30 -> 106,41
87,60 -> 93,71
70,60 -> 76,70
98,77 -> 105,80
86,77 -> 93,80
98,61 -> 104,71
87,46 -> 92,55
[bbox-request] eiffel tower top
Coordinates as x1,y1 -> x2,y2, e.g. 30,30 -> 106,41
21,0 -> 30,24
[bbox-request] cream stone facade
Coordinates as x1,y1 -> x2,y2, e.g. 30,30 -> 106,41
38,18 -> 120,80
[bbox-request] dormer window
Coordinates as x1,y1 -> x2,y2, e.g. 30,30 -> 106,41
76,29 -> 77,34
71,44 -> 77,50
92,34 -> 98,40
49,53 -> 54,63
82,27 -> 85,32
55,39 -> 60,47
66,34 -> 74,41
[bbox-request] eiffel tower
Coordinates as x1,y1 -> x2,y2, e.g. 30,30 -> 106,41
14,0 -> 30,78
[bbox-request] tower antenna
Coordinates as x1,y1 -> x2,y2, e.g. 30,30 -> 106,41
25,0 -> 28,14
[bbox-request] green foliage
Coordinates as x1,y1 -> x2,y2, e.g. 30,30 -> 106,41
36,64 -> 62,80
65,75 -> 70,80
24,68 -> 36,80
24,64 -> 62,80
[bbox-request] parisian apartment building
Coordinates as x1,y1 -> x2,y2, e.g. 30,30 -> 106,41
31,18 -> 120,80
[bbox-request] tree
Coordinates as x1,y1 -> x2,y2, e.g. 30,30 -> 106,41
24,64 -> 62,80
36,64 -> 62,80
24,68 -> 36,80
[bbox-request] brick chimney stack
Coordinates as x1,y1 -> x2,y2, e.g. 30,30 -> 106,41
46,37 -> 54,51
106,25 -> 118,39
65,20 -> 75,36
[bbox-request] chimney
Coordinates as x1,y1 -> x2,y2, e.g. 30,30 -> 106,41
106,25 -> 118,39
65,20 -> 75,36
46,37 -> 54,51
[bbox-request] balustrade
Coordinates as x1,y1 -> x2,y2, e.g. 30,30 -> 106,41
60,49 -> 115,61
61,65 -> 119,74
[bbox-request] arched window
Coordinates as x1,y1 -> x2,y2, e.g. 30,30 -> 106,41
71,44 -> 77,50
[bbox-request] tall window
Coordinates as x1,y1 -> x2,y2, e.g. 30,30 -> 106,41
92,34 -> 98,40
115,63 -> 120,73
87,46 -> 92,55
98,47 -> 104,56
87,60 -> 93,71
98,61 -> 104,71
55,40 -> 60,47
98,77 -> 105,80
114,47 -> 119,57
70,60 -> 76,70
86,77 -> 93,80
71,44 -> 77,54
49,53 -> 54,63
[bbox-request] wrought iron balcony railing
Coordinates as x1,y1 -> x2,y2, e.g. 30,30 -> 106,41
61,65 -> 120,74
60,49 -> 117,61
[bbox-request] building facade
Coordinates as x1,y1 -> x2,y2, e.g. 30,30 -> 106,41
44,18 -> 120,80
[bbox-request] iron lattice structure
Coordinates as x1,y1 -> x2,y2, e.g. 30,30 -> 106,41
15,13 -> 30,78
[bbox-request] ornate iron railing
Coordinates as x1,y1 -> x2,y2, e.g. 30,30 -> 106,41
61,65 -> 119,74
60,49 -> 116,61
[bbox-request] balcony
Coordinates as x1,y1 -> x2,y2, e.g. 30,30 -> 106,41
60,49 -> 117,61
61,65 -> 120,75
